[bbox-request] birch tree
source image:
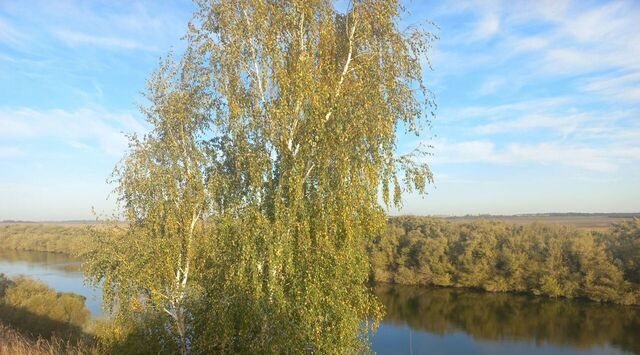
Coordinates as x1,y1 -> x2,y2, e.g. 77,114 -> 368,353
86,0 -> 436,353
84,50 -> 215,355
188,0 -> 436,352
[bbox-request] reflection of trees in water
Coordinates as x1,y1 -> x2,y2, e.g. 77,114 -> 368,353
0,250 -> 81,272
375,284 -> 640,354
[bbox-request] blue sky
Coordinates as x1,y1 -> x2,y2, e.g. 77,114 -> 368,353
1,0 -> 639,220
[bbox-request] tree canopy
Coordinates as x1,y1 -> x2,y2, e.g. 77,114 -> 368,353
84,0 -> 436,353
370,217 -> 640,305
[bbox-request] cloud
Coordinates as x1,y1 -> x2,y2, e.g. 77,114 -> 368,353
525,2 -> 639,75
0,54 -> 16,62
0,146 -> 24,159
442,97 -> 572,122
1,1 -> 192,56
443,86 -> 639,146
0,107 -> 147,156
505,142 -> 636,172
53,29 -> 156,51
433,140 -> 502,164
476,77 -> 507,96
505,35 -> 549,52
0,17 -> 28,48
473,13 -> 500,41
581,72 -> 640,102
430,139 -> 640,173
474,113 -> 587,135
66,140 -> 92,151
436,0 -> 640,77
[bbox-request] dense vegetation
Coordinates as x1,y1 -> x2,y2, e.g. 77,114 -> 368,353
0,274 -> 98,355
0,273 -> 183,354
0,224 -> 90,255
371,217 -> 640,305
79,0 -> 436,353
2,218 -> 639,308
0,274 -> 91,340
0,323 -> 97,355
1,0 -> 635,353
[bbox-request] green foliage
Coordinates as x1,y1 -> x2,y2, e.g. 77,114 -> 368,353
0,224 -> 90,255
83,50 -> 213,355
0,274 -> 91,341
84,0 -> 435,353
371,217 -> 640,305
91,313 -> 181,355
605,218 -> 640,284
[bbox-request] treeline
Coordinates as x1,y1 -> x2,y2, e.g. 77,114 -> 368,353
0,224 -> 90,255
2,219 -> 639,305
370,217 -> 640,305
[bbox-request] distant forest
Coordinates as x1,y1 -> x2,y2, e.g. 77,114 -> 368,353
3,212 -> 638,224
450,212 -> 640,218
371,217 -> 640,305
1,217 -> 639,305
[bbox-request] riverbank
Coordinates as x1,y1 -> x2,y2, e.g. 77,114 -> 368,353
0,224 -> 91,255
2,266 -> 639,355
0,274 -> 98,355
0,322 -> 97,355
1,217 -> 639,305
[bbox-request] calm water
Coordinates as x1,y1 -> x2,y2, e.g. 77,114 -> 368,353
1,250 -> 638,354
373,284 -> 640,355
0,249 -> 103,316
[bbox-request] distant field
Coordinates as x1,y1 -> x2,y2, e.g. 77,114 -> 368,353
0,221 -> 99,226
446,214 -> 639,231
3,214 -> 638,231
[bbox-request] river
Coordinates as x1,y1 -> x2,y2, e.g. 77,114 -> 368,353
1,249 -> 638,354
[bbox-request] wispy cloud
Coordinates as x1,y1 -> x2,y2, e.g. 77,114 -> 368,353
0,17 -> 26,47
476,77 -> 508,96
581,72 -> 640,103
0,107 -> 147,156
0,53 -> 16,62
53,29 -> 157,51
432,0 -> 640,82
474,113 -> 586,135
519,2 -> 638,76
430,139 -> 640,173
0,146 -> 24,159
442,97 -> 572,122
473,13 -> 500,41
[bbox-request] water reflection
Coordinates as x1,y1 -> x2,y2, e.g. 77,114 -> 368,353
0,249 -> 81,272
374,284 -> 640,355
0,249 -> 102,316
1,250 -> 638,354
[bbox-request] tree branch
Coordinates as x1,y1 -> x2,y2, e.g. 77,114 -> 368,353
324,18 -> 358,124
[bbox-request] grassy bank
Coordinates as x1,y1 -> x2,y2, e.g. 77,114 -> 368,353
0,273 -> 174,355
0,322 -> 97,355
0,274 -> 98,355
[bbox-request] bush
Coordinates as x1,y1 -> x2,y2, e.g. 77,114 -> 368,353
0,274 -> 91,340
370,217 -> 640,305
